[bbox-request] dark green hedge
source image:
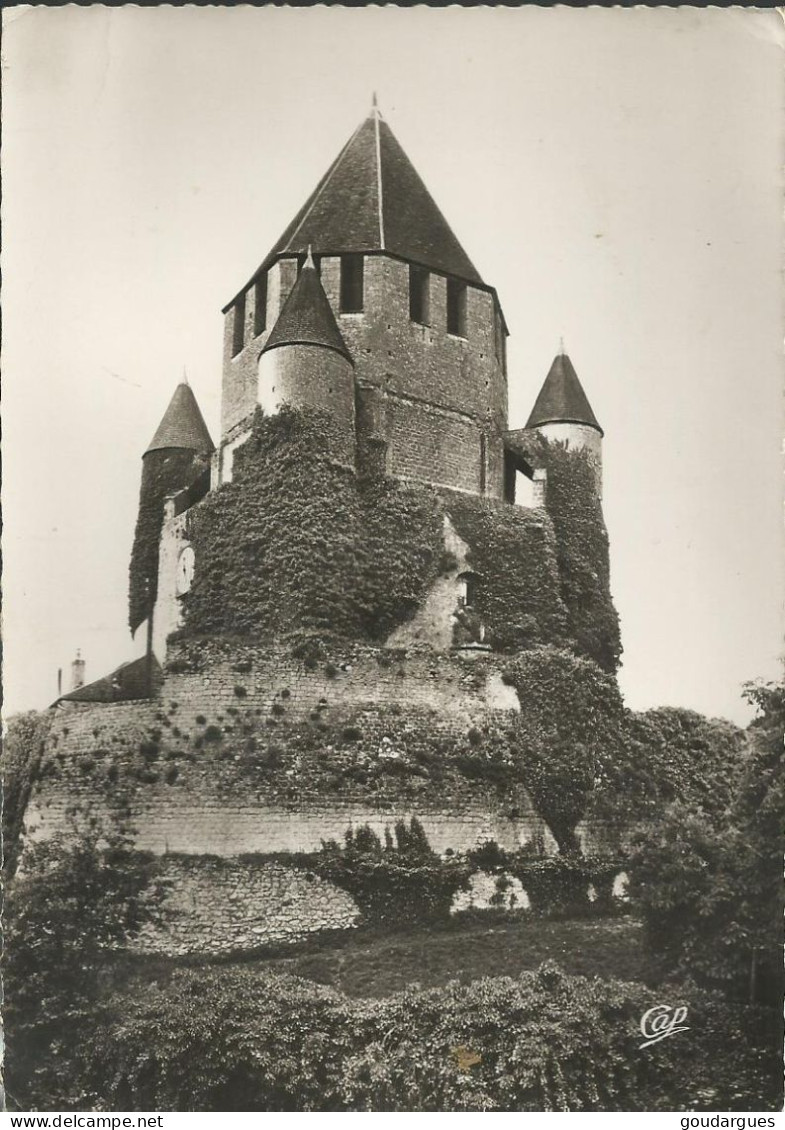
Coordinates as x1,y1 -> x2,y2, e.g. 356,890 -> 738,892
80,964 -> 781,1111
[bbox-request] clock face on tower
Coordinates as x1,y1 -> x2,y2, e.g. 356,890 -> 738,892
176,546 -> 195,596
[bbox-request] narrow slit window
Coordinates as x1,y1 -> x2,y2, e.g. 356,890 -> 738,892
446,278 -> 467,337
232,293 -> 246,356
340,254 -> 364,313
254,274 -> 268,336
458,572 -> 477,608
409,265 -> 430,325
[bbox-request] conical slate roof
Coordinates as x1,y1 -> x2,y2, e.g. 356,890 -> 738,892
144,382 -> 215,456
525,352 -> 602,435
261,254 -> 353,364
223,104 -> 484,313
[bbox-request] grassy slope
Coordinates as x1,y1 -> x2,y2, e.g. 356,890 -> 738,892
189,915 -> 646,999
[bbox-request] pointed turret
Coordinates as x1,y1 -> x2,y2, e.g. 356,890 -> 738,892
257,251 -> 356,467
145,381 -> 215,456
526,350 -> 602,435
525,350 -> 603,494
129,382 -> 214,634
260,250 -> 352,364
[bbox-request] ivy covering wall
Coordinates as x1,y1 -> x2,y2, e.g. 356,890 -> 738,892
444,491 -> 568,652
529,437 -> 622,673
182,408 -> 580,655
128,450 -> 209,634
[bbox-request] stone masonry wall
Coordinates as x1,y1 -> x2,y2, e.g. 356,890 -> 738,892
134,857 -> 359,956
222,254 -> 508,497
24,637 -> 621,954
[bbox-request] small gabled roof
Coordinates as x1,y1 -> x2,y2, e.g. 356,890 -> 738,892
224,101 -> 494,314
55,655 -> 160,705
260,251 -> 353,365
145,381 -> 215,456
525,351 -> 603,436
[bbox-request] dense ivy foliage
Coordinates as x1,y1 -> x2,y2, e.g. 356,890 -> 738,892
3,709 -> 51,876
182,409 -> 616,663
523,436 -> 621,672
627,681 -> 784,1000
444,490 -> 568,651
78,964 -> 780,1112
317,818 -> 469,925
503,647 -> 625,853
183,409 -> 443,641
3,811 -> 166,1110
589,706 -> 745,828
128,449 -> 209,633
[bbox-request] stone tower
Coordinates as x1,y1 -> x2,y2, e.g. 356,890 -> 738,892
128,381 -> 214,638
218,100 -> 509,498
525,349 -> 603,494
257,249 -> 356,469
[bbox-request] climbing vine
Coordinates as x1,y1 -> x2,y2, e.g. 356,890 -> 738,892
128,450 -> 209,633
444,490 -> 568,651
518,434 -> 621,672
183,408 -> 444,642
503,647 -> 625,853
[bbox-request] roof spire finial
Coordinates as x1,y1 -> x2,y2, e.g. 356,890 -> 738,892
182,365 -> 189,386
304,244 -> 315,270
559,336 -> 565,356
371,92 -> 380,119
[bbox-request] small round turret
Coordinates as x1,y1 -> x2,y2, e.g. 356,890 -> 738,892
525,348 -> 603,492
258,249 -> 356,467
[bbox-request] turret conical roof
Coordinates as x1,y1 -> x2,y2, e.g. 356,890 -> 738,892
525,352 -> 602,435
223,102 -> 485,313
144,382 -> 215,456
261,253 -> 353,364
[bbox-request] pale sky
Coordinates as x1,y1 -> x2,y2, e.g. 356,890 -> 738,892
3,6 -> 783,724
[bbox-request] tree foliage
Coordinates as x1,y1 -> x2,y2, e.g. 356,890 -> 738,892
626,680 -> 784,1000
3,810 -> 167,1110
590,706 -> 745,827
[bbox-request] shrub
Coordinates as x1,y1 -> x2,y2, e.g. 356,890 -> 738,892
3,811 -> 166,1110
78,965 -> 781,1112
139,741 -> 159,763
203,726 -> 223,743
234,685 -> 247,698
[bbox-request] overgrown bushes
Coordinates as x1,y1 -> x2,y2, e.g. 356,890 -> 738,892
317,819 -> 469,925
3,811 -> 167,1110
626,681 -> 784,1002
79,964 -> 781,1112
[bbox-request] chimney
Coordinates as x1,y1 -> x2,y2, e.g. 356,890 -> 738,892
71,650 -> 85,692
